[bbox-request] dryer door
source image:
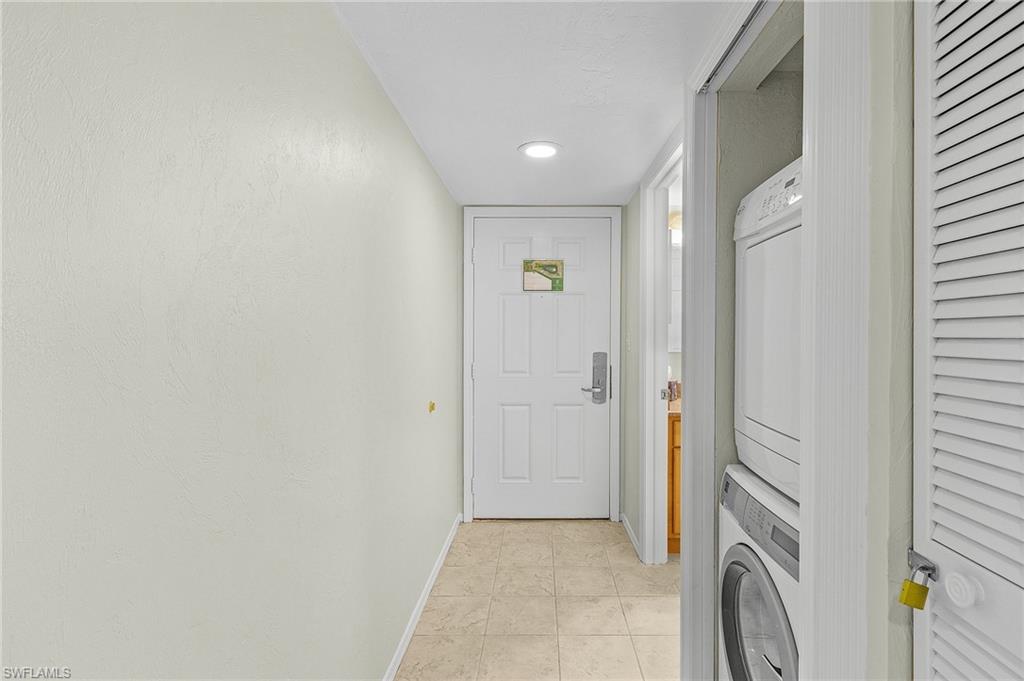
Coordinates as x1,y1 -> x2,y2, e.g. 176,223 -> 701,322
721,544 -> 797,681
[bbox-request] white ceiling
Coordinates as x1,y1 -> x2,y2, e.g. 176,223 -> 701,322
336,2 -> 735,205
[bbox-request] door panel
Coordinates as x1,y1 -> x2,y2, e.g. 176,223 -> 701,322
915,3 -> 1024,678
473,216 -> 613,518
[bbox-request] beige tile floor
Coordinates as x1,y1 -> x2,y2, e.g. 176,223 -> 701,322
397,520 -> 681,681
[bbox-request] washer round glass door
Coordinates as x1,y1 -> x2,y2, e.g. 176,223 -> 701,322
721,544 -> 798,681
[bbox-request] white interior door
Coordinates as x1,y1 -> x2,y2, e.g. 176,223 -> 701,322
914,2 -> 1024,678
470,212 -> 616,518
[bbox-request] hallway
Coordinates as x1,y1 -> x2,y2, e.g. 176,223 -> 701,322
8,3 -> 987,680
397,520 -> 680,681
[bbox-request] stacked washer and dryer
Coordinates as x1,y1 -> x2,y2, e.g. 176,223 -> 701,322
719,157 -> 804,681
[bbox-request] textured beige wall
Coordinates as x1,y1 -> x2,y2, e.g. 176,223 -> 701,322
3,4 -> 462,678
865,2 -> 914,678
619,190 -> 643,534
715,71 -> 804,490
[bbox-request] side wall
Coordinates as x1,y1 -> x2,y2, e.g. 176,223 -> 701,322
3,4 -> 462,678
866,2 -> 914,678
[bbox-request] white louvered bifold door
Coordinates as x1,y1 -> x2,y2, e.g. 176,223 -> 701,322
915,2 -> 1024,679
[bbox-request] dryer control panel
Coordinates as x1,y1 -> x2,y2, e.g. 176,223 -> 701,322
757,167 -> 803,222
722,471 -> 800,580
734,156 -> 804,242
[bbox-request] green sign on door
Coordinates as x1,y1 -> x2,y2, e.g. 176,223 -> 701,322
523,260 -> 564,291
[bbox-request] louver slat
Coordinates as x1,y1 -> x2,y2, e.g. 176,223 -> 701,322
933,523 -> 1023,586
934,246 -> 1024,279
934,394 -> 1024,428
937,0 -> 999,47
934,620 -> 1015,680
934,412 -> 1024,449
938,2 -> 1024,67
934,316 -> 1024,338
938,10 -> 1024,86
936,44 -> 1024,116
934,375 -> 1024,405
933,293 -> 1024,318
935,226 -> 1024,260
934,430 -> 1024,475
934,158 -> 1024,206
932,203 -> 1024,242
934,356 -> 1024,383
934,182 -> 1024,224
933,468 -> 1024,519
935,337 -> 1024,360
936,0 -> 971,27
936,137 -> 1024,185
933,609 -> 1023,679
936,89 -> 1024,148
935,487 -> 1024,539
939,29 -> 1024,99
932,629 -> 999,680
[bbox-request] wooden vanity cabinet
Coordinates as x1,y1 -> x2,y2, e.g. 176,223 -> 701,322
668,412 -> 681,554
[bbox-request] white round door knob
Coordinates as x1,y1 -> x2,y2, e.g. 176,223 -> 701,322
945,572 -> 984,608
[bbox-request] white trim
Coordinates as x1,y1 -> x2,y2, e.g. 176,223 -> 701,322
686,0 -> 761,91
463,213 -> 475,520
799,3 -> 873,679
679,83 -> 719,681
382,513 -> 462,681
912,5 -> 933,678
676,3 -> 788,679
637,139 -> 684,566
679,13 -> 740,681
462,206 -> 622,522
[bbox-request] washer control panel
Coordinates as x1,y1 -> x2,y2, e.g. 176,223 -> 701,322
722,471 -> 800,580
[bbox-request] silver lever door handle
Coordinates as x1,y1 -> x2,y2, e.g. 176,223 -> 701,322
581,387 -> 604,393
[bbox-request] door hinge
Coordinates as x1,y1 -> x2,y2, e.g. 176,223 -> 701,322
471,477 -> 477,494
470,363 -> 475,380
471,247 -> 477,264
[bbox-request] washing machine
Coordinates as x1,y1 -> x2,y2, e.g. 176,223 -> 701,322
719,464 -> 799,681
733,157 -> 804,501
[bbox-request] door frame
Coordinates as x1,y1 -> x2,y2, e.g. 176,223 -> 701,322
679,2 -> 910,679
462,206 -> 622,522
675,2 -> 766,678
637,138 -> 684,565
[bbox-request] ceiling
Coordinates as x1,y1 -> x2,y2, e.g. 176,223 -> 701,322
336,2 -> 736,206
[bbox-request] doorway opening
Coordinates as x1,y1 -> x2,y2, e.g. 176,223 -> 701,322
634,142 -> 684,566
679,1 -> 805,678
666,176 -> 683,555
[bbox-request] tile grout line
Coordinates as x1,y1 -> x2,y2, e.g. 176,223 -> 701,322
552,533 -> 562,681
473,525 -> 503,681
612,540 -> 648,681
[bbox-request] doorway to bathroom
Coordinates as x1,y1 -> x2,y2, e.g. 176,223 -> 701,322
635,143 -> 684,565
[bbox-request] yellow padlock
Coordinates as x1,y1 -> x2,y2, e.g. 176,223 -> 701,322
899,568 -> 931,610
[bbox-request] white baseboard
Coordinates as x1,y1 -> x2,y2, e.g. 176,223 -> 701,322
382,513 -> 462,681
620,512 -> 643,563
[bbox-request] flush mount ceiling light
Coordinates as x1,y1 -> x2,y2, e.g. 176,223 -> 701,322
518,141 -> 560,159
